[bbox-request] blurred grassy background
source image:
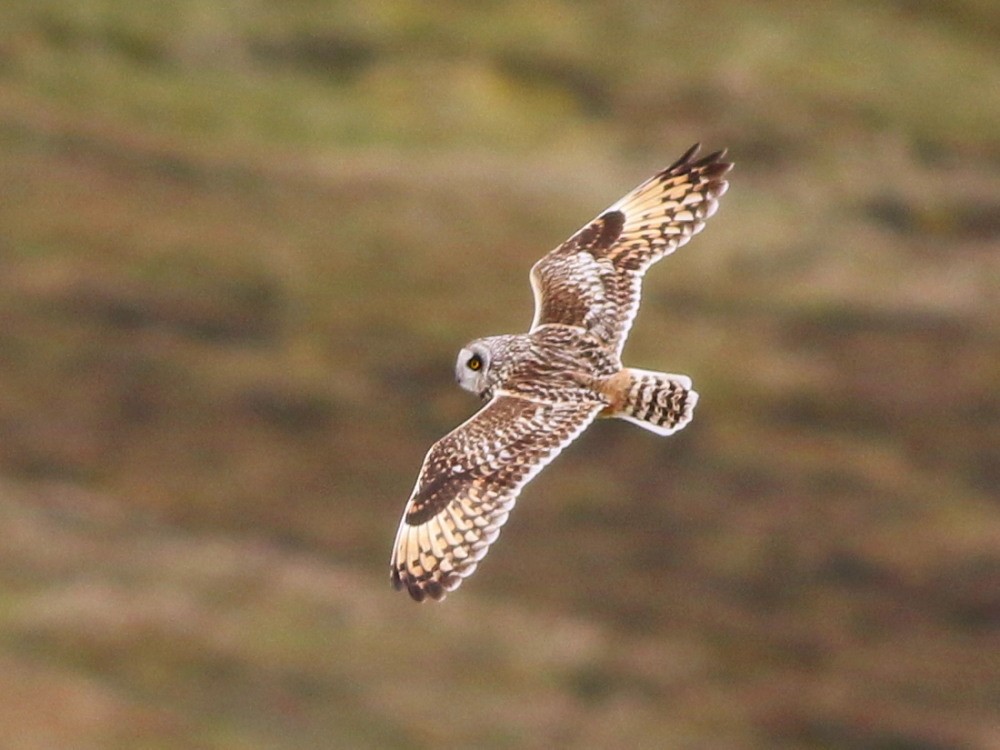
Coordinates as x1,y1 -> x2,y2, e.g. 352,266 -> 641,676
1,1 -> 998,748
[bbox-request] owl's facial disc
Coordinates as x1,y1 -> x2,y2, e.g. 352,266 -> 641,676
455,344 -> 490,395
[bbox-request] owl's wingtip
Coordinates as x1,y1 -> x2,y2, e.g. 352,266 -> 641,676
391,567 -> 460,603
668,142 -> 701,171
665,143 -> 733,178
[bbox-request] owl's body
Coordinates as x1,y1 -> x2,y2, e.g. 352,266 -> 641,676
465,326 -> 619,403
391,145 -> 732,601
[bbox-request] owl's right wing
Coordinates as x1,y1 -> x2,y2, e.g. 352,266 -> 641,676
529,144 -> 731,356
391,394 -> 602,602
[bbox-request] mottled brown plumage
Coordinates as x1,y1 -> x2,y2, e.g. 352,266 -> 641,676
391,145 -> 731,601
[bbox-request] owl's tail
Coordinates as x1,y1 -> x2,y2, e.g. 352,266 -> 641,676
607,368 -> 698,436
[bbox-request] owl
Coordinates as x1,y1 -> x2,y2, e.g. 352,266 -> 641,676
391,144 -> 732,601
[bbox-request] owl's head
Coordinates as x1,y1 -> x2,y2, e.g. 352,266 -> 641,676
455,340 -> 494,397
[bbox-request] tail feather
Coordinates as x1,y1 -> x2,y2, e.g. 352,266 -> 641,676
611,368 -> 698,436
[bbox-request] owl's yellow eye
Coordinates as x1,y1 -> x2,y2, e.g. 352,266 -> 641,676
467,354 -> 483,371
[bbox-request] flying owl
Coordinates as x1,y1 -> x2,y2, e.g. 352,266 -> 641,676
391,144 -> 732,601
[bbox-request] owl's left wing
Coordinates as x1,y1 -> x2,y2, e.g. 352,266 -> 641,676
529,144 -> 731,356
391,394 -> 602,602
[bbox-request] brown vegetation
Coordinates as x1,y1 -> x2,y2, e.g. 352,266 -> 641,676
0,1 -> 998,747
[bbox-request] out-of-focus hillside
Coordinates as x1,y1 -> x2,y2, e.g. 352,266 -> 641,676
1,2 -> 998,748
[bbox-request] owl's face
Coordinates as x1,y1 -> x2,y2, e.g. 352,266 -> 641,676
455,341 -> 493,397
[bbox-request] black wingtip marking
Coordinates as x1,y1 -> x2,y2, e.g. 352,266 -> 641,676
669,142 -> 701,171
665,144 -> 733,178
423,580 -> 445,601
